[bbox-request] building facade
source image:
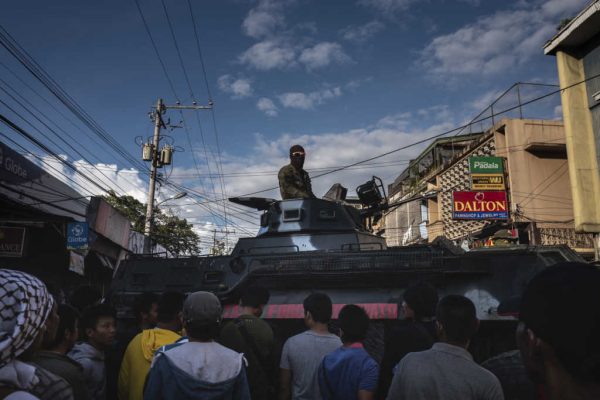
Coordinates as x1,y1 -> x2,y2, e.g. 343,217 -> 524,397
427,119 -> 595,256
544,0 -> 600,239
382,134 -> 483,246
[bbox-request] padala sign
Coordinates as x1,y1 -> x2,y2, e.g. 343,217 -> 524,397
469,156 -> 504,174
452,191 -> 509,220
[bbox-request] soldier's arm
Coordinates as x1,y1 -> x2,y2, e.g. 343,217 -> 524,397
305,172 -> 316,198
279,167 -> 304,199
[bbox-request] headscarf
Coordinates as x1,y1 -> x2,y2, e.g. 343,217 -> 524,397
0,269 -> 54,368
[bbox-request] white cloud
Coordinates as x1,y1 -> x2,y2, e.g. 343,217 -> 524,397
278,87 -> 342,110
359,0 -> 418,14
340,20 -> 385,43
242,6 -> 285,39
468,89 -> 505,111
376,112 -> 412,130
239,40 -> 296,70
553,105 -> 563,120
418,0 -> 588,79
217,75 -> 253,98
298,42 -> 351,70
257,97 -> 279,117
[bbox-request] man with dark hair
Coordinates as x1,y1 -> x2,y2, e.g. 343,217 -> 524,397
107,292 -> 159,400
132,292 -> 159,331
144,291 -> 250,400
386,295 -> 503,400
279,293 -> 341,400
517,262 -> 600,400
34,304 -> 90,400
220,286 -> 278,399
278,144 -> 316,200
118,291 -> 184,400
378,282 -> 438,399
68,304 -> 116,400
318,305 -> 378,400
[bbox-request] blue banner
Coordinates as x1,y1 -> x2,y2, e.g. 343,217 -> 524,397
67,222 -> 89,250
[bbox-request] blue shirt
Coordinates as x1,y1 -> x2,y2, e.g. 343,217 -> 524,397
318,345 -> 379,400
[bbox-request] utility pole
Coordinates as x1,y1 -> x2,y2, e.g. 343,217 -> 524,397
209,228 -> 235,255
143,98 -> 212,253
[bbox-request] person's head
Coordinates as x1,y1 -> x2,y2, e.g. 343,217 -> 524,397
303,292 -> 333,328
133,292 -> 159,329
338,305 -> 369,344
42,300 -> 61,347
46,304 -> 80,353
240,286 -> 270,317
436,295 -> 478,347
517,263 -> 600,388
156,291 -> 185,331
0,269 -> 55,366
402,282 -> 438,321
80,304 -> 116,350
69,285 -> 102,313
289,144 -> 305,169
182,291 -> 222,342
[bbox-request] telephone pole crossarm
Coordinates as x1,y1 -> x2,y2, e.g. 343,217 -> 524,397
167,104 -> 213,110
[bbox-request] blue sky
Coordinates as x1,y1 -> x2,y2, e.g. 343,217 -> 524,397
0,0 -> 587,247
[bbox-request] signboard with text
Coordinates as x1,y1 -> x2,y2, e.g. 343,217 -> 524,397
0,226 -> 26,257
0,141 -> 42,184
471,174 -> 505,190
67,222 -> 89,250
469,156 -> 505,190
469,156 -> 504,174
452,191 -> 509,220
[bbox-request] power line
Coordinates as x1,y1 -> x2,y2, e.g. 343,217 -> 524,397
233,72 -> 600,198
0,24 -> 149,174
0,131 -> 97,197
0,113 -> 111,194
0,81 -> 130,195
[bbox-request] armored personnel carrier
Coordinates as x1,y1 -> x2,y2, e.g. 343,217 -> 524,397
109,177 -> 583,361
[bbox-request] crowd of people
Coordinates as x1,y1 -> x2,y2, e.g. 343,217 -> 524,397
1,261 -> 599,400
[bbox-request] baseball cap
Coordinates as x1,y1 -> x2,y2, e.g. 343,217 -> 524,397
183,291 -> 222,324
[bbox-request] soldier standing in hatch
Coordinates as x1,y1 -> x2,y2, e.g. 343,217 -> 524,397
278,144 -> 316,200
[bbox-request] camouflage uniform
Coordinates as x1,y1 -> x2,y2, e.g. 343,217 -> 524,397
278,164 -> 315,199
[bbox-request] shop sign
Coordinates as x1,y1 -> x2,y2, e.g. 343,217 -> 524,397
0,141 -> 42,184
452,191 -> 509,220
0,226 -> 26,257
469,156 -> 504,174
67,222 -> 89,250
471,174 -> 505,190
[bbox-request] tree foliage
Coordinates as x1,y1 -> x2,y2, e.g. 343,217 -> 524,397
103,191 -> 200,255
557,18 -> 573,31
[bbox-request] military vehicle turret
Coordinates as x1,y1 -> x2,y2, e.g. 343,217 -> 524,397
110,177 -> 583,361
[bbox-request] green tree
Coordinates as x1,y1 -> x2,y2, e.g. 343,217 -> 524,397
557,18 -> 573,31
103,191 -> 200,255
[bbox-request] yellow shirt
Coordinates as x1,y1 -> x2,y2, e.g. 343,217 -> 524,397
118,328 -> 181,400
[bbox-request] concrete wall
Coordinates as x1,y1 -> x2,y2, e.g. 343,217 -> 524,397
556,50 -> 600,232
495,119 -> 572,226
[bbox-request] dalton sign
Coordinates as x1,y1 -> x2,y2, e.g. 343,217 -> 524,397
452,191 -> 509,220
